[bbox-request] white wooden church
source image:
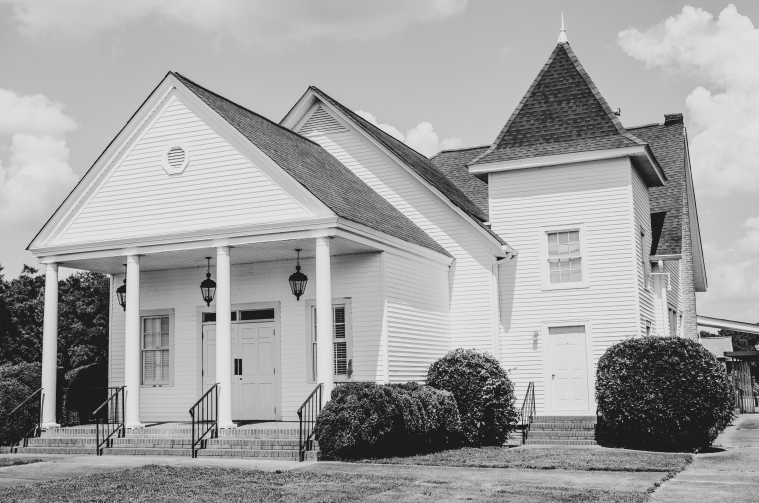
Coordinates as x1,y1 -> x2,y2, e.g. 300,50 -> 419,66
28,28 -> 706,432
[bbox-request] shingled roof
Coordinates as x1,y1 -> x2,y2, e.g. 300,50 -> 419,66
308,87 -> 490,225
470,42 -> 646,166
173,73 -> 450,257
628,115 -> 687,255
429,146 -> 490,216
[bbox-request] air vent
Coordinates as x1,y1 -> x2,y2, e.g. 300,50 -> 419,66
299,106 -> 346,136
161,143 -> 190,175
167,146 -> 185,170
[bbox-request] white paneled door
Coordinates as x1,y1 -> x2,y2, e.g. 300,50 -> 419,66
548,326 -> 589,411
203,322 -> 277,420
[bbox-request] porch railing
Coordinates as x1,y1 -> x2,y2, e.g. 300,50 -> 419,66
297,383 -> 323,461
516,382 -> 536,445
93,386 -> 126,455
2,387 -> 43,452
189,383 -> 218,459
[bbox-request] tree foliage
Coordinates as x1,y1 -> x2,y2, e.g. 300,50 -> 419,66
0,264 -> 109,375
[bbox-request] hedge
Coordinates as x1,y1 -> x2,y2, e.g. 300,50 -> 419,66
596,337 -> 735,451
314,382 -> 462,460
426,349 -> 518,446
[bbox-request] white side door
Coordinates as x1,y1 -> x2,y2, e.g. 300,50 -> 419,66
237,323 -> 276,420
202,325 -> 216,393
549,326 -> 589,411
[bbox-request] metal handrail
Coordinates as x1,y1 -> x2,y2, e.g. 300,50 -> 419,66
189,383 -> 218,459
94,386 -> 126,455
297,383 -> 323,462
3,388 -> 43,451
518,382 -> 536,445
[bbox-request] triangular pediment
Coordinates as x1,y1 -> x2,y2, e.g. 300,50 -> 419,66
471,43 -> 644,166
33,78 -> 333,248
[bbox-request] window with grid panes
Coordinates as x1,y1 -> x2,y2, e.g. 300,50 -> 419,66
142,316 -> 170,385
547,230 -> 582,283
311,305 -> 349,381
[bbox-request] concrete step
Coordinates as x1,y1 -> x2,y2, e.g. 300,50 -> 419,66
525,439 -> 597,446
529,431 -> 596,439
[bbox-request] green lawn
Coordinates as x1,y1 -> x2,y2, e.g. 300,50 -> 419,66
0,458 -> 43,468
0,465 -> 653,503
360,446 -> 693,472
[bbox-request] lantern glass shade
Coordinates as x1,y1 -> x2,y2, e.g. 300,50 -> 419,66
288,249 -> 308,301
200,257 -> 216,307
116,265 -> 127,311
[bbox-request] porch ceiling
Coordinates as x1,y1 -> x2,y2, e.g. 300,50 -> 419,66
58,236 -> 378,275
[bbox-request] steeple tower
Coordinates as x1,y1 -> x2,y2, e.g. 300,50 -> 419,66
558,12 -> 568,43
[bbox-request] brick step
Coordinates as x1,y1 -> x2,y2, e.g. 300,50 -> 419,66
530,423 -> 595,430
17,445 -> 301,459
27,437 -> 300,449
40,431 -> 300,440
531,416 -> 596,421
16,447 -> 95,455
525,439 -> 597,446
529,432 -> 596,439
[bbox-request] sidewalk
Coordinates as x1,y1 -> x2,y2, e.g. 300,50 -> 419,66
652,413 -> 759,502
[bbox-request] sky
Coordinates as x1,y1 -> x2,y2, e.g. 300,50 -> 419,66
0,0 -> 757,323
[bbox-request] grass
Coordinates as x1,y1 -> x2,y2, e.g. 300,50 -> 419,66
359,446 -> 693,472
0,458 -> 44,468
0,465 -> 654,503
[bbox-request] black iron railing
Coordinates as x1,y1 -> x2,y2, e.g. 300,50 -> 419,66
297,383 -> 323,461
93,386 -> 125,455
517,382 -> 536,445
2,388 -> 43,452
190,384 -> 218,459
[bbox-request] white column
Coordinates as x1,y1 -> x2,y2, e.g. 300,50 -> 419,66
315,237 -> 334,399
215,246 -> 235,429
124,255 -> 143,428
659,260 -> 670,337
40,263 -> 59,429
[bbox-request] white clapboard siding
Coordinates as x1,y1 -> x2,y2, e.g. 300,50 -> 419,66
632,168 -> 655,335
57,97 -> 312,245
385,252 -> 451,382
298,113 -> 495,352
491,158 -> 640,414
299,105 -> 347,135
109,253 -> 382,422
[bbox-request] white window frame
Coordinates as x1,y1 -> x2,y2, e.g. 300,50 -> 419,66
140,308 -> 174,387
539,223 -> 589,291
305,298 -> 353,383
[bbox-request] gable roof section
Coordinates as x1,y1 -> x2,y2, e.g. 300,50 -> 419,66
429,146 -> 490,216
307,87 -> 490,225
470,42 -> 646,166
155,73 -> 451,257
628,118 -> 685,255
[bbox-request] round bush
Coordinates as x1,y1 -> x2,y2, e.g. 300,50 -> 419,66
596,337 -> 735,451
426,349 -> 518,446
314,381 -> 461,460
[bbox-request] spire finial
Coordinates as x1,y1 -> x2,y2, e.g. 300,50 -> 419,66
558,12 -> 568,43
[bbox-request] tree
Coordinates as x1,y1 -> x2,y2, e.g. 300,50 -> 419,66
3,265 -> 45,365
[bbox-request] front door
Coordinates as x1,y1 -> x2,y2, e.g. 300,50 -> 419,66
548,325 -> 590,411
202,321 -> 277,420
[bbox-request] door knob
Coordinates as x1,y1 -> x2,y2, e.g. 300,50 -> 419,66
552,374 -> 555,379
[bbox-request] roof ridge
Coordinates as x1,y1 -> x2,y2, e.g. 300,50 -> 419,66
434,145 -> 490,156
173,72 -> 322,149
626,122 -> 663,130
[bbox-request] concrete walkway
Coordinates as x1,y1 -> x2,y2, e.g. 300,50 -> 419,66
652,413 -> 759,502
0,453 -> 309,488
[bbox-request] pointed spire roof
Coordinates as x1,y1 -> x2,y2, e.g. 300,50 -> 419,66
469,39 -> 646,166
558,13 -> 567,43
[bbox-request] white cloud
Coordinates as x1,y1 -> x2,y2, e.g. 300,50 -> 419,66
3,0 -> 468,49
618,4 -> 759,197
0,88 -> 78,230
355,110 -> 463,157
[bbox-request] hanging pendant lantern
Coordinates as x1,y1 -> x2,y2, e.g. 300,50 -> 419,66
200,256 -> 216,307
116,264 -> 127,311
288,248 -> 308,301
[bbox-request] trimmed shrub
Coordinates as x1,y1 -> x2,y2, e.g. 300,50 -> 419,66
596,337 -> 735,451
314,382 -> 461,460
0,362 -> 41,445
426,349 -> 518,446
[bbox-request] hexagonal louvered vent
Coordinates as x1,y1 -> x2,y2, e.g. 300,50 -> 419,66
161,144 -> 190,175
